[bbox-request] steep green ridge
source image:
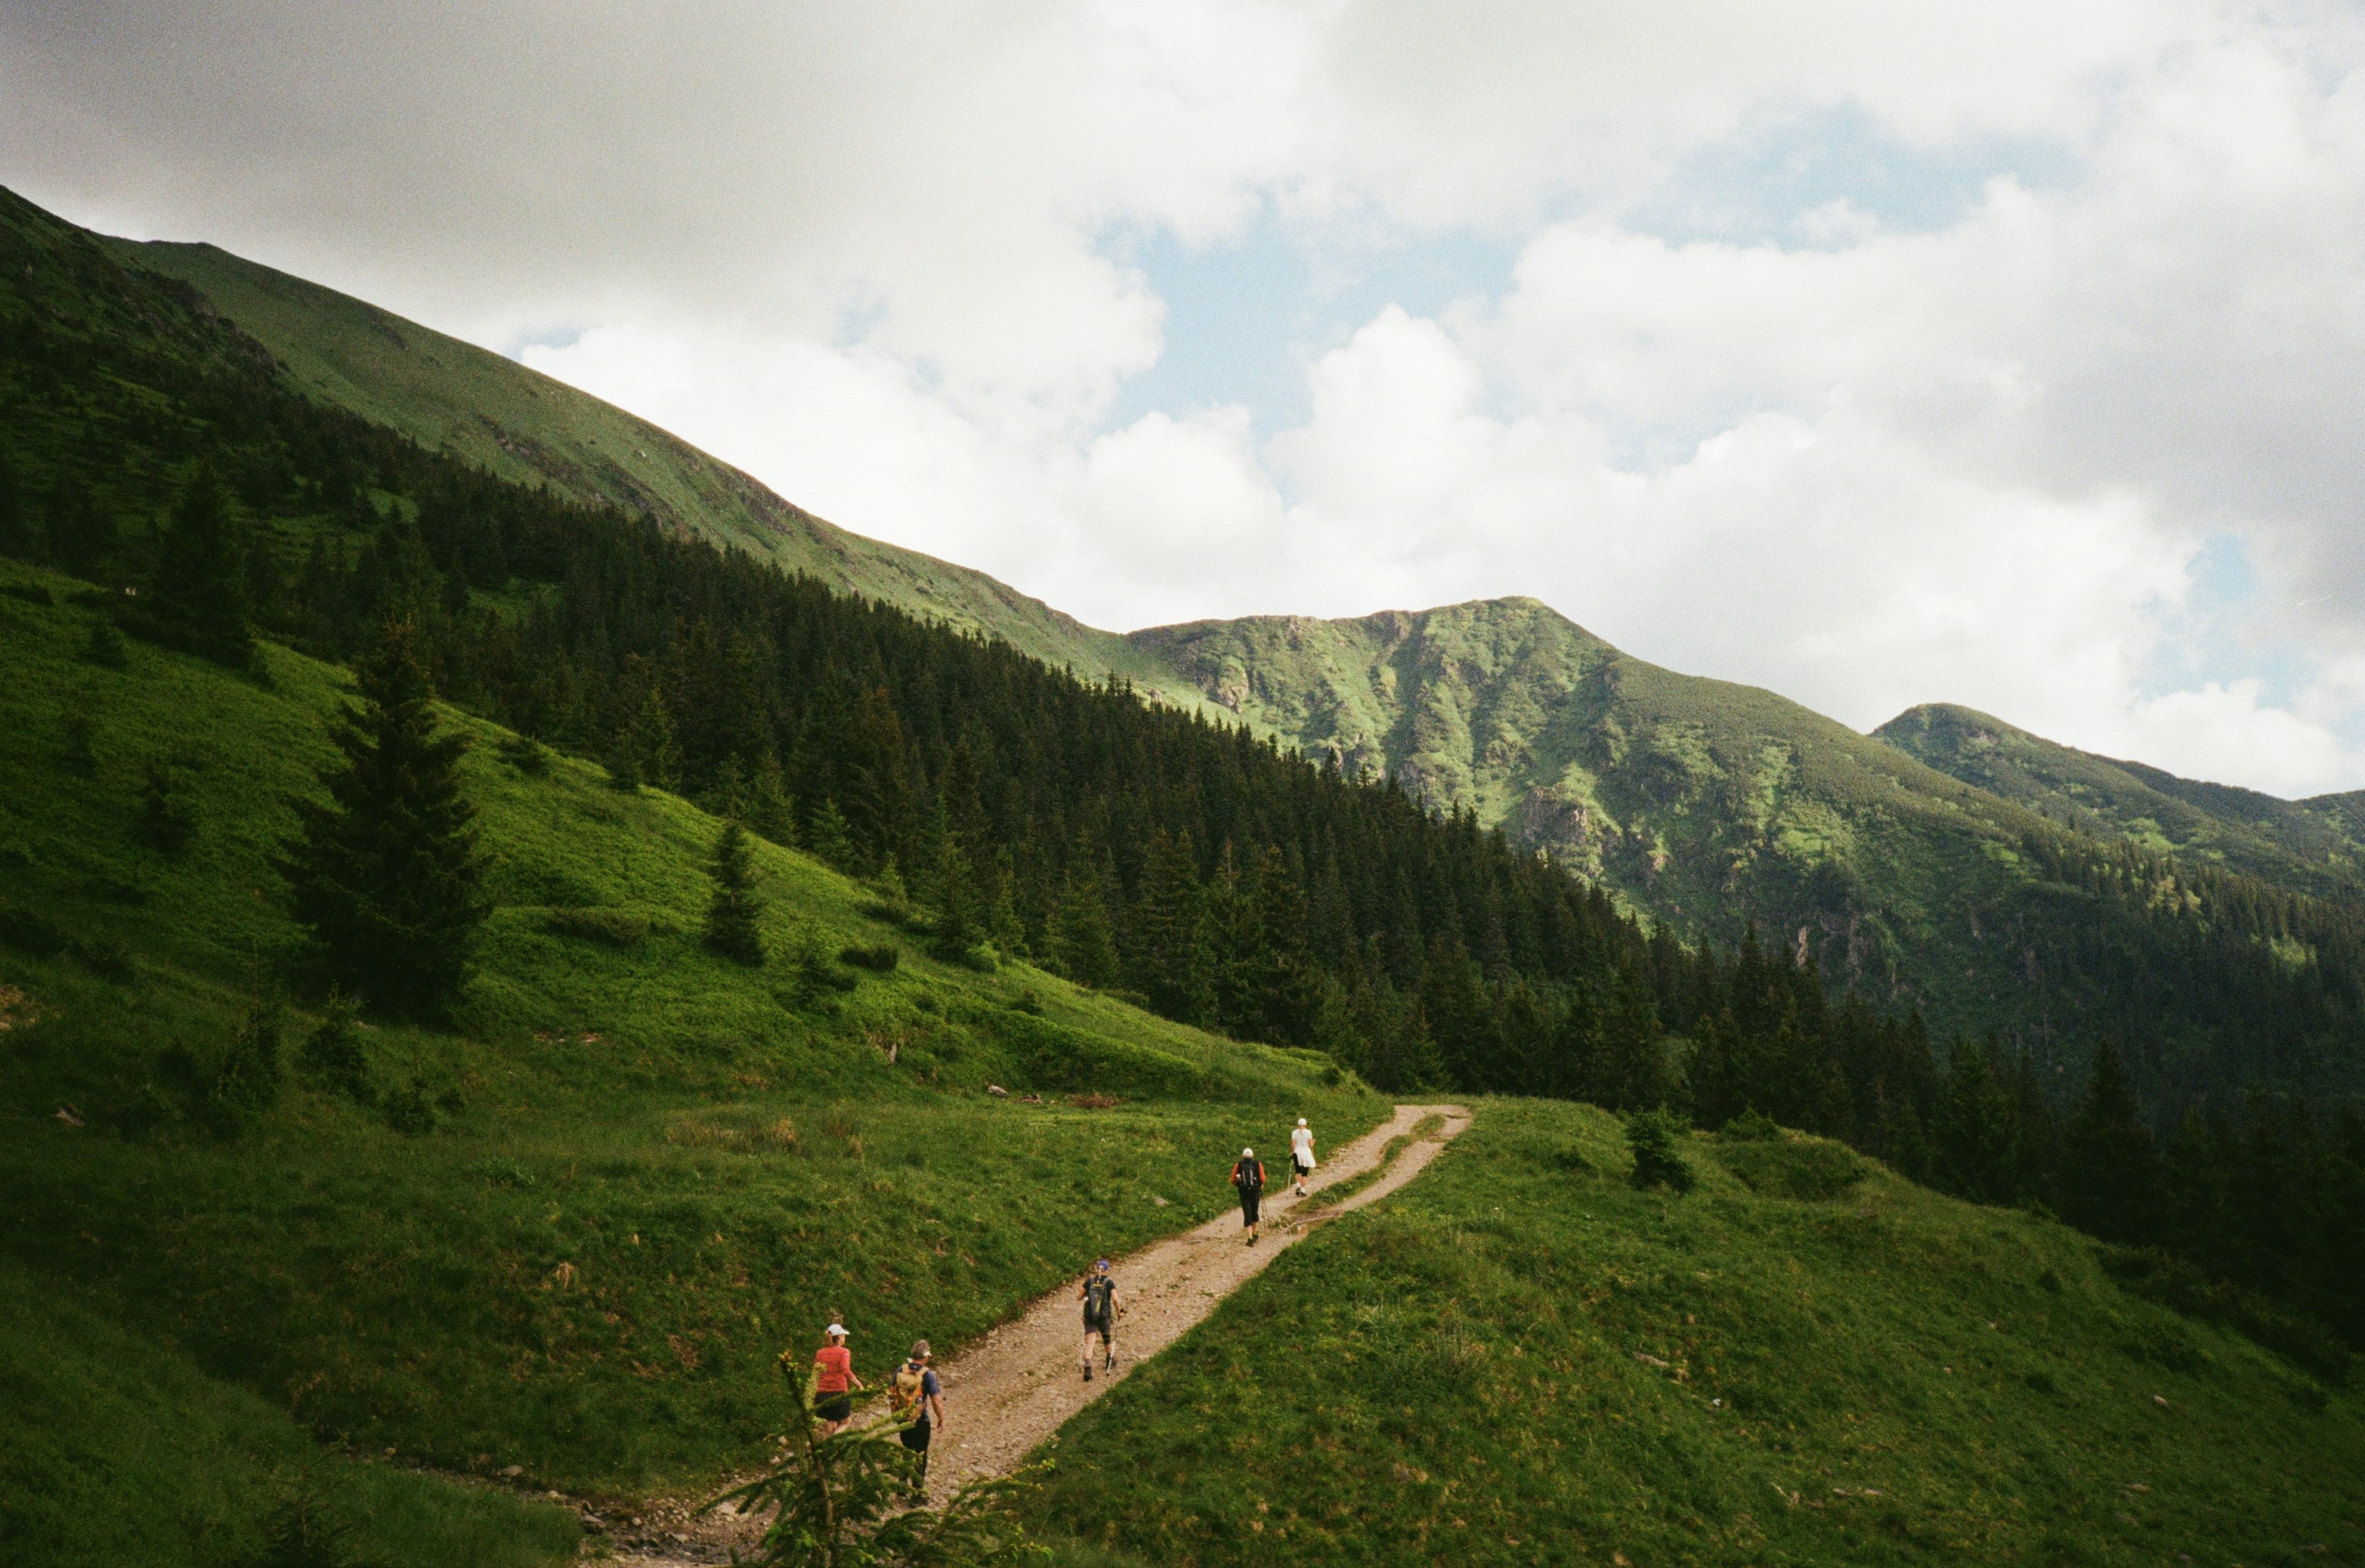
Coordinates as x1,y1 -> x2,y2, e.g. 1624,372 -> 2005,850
99,221 -> 1209,712
1133,598 -> 2055,996
1878,701 -> 2365,897
1029,1099 -> 2365,1566
0,555 -> 1377,1551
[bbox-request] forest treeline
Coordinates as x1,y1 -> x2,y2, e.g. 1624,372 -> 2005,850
2,210 -> 2360,1368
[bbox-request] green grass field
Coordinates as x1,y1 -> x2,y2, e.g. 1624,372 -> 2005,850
1025,1099 -> 2365,1566
0,555 -> 1380,1560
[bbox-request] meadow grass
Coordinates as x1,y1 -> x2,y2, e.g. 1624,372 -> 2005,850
0,556 -> 1381,1558
0,1257 -> 578,1568
1025,1099 -> 2365,1566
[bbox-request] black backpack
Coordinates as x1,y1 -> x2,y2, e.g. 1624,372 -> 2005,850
1235,1158 -> 1263,1193
1084,1276 -> 1114,1318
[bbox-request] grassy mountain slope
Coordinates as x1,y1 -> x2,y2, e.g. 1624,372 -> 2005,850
0,1258 -> 577,1568
92,217 -> 1208,711
1878,702 -> 2365,898
1134,598 -> 2058,998
0,554 -> 1378,1557
1029,1098 -> 2365,1566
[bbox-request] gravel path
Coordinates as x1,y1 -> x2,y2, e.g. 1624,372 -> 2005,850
601,1102 -> 1470,1564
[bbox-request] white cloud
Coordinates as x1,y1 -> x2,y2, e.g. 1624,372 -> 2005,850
10,0 -> 2365,792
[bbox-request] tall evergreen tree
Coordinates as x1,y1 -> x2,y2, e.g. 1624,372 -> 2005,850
147,462 -> 253,668
282,619 -> 490,1016
1130,828 -> 1213,1025
702,819 -> 768,966
1050,858 -> 1121,988
2059,1039 -> 2161,1244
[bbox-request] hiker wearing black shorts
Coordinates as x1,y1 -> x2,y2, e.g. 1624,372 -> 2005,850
1079,1259 -> 1118,1380
1232,1147 -> 1265,1244
889,1341 -> 944,1495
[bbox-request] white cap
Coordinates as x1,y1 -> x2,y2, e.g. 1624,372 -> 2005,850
826,1322 -> 848,1338
1297,1118 -> 1308,1127
1242,1147 -> 1254,1157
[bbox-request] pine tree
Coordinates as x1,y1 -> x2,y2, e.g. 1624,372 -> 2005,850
2059,1038 -> 2161,1244
147,462 -> 253,668
805,797 -> 858,872
1050,858 -> 1121,988
282,619 -> 490,1016
1130,828 -> 1213,1025
747,752 -> 798,848
630,686 -> 683,793
703,819 -> 767,966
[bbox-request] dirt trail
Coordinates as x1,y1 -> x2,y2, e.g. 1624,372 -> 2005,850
604,1102 -> 1469,1564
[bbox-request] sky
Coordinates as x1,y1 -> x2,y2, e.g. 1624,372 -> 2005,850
8,1 -> 2365,797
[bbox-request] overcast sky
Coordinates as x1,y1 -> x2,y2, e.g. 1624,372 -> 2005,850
10,2 -> 2365,796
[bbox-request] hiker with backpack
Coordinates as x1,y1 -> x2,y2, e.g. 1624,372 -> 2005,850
1290,1116 -> 1317,1195
1232,1146 -> 1265,1244
1079,1259 -> 1118,1380
812,1321 -> 864,1437
889,1340 -> 945,1494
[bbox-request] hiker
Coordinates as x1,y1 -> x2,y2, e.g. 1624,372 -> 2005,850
889,1340 -> 945,1494
1232,1146 -> 1265,1244
812,1321 -> 864,1436
1290,1116 -> 1317,1195
1079,1258 -> 1119,1380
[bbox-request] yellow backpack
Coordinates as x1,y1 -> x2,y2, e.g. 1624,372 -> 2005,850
889,1362 -> 929,1421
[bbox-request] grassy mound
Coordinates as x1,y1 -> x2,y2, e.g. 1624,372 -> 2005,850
0,1257 -> 577,1568
0,557 -> 1379,1537
1026,1099 -> 2365,1566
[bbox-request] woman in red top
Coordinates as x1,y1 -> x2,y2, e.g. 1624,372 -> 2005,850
812,1322 -> 863,1435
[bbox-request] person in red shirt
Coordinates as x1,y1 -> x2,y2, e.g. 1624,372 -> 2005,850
812,1321 -> 864,1435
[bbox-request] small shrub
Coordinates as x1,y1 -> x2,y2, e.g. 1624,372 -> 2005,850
1721,1109 -> 1782,1141
298,991 -> 375,1105
60,713 -> 97,775
1625,1108 -> 1695,1192
2023,1369 -> 2060,1395
66,934 -> 138,982
839,943 -> 900,972
209,968 -> 287,1121
475,1157 -> 536,1189
0,905 -> 69,957
1011,988 -> 1045,1016
383,1077 -> 438,1137
496,732 -> 551,775
1549,1145 -> 1594,1175
543,907 -> 650,947
82,613 -> 128,669
137,762 -> 196,858
1717,1137 -> 1868,1201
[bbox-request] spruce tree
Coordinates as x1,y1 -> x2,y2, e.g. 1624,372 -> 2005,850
805,797 -> 859,872
703,819 -> 767,966
630,686 -> 683,792
2060,1038 -> 2161,1244
1050,859 -> 1121,988
147,462 -> 253,668
1130,828 -> 1213,1025
0,444 -> 31,561
282,619 -> 490,1017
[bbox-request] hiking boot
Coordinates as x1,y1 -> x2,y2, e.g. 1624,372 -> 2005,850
1083,1363 -> 1093,1381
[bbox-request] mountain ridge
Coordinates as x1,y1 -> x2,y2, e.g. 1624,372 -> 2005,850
105,230 -> 1217,716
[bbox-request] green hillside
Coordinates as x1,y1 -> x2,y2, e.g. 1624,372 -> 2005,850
0,554 -> 1377,1560
1029,1099 -> 2365,1567
1135,598 -> 2057,998
100,222 -> 1210,713
1878,701 -> 2365,898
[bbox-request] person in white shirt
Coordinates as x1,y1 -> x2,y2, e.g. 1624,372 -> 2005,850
1290,1117 -> 1317,1196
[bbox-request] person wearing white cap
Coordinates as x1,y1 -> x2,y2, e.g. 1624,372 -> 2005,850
1290,1117 -> 1317,1195
1231,1146 -> 1266,1244
812,1320 -> 864,1435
